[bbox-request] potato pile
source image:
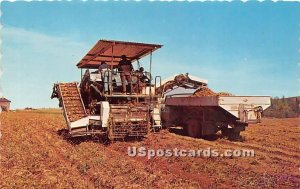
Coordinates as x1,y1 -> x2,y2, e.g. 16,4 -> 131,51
192,87 -> 233,97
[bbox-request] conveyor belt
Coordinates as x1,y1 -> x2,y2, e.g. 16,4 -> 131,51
57,82 -> 87,122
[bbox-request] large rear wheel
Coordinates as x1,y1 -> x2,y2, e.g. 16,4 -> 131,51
185,120 -> 202,138
221,128 -> 241,141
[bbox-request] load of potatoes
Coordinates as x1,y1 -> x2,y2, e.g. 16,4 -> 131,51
192,87 -> 233,97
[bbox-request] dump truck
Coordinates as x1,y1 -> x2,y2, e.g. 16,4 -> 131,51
159,76 -> 271,140
51,40 -> 163,139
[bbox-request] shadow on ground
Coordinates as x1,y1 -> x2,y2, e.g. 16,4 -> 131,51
167,127 -> 244,141
57,129 -> 145,145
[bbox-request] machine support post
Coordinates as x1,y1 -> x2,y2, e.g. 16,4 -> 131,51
149,51 -> 153,101
149,51 -> 153,129
110,43 -> 115,95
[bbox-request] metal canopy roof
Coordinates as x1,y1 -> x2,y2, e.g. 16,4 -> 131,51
77,39 -> 163,69
0,98 -> 11,102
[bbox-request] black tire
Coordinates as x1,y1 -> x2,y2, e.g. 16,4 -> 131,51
221,128 -> 241,141
186,120 -> 202,138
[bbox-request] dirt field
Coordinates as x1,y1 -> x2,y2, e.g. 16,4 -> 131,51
1,109 -> 299,188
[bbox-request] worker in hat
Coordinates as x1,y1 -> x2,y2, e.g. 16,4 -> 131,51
118,55 -> 133,94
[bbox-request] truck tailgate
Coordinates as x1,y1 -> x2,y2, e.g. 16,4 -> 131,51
218,96 -> 271,120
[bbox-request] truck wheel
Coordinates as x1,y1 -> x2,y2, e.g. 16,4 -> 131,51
186,120 -> 201,138
229,132 -> 241,141
221,128 -> 241,141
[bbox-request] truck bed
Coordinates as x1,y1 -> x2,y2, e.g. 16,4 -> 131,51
164,95 -> 271,121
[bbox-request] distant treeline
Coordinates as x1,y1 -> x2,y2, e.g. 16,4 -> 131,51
264,96 -> 300,118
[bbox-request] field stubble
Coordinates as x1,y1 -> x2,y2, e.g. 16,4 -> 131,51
0,110 -> 299,188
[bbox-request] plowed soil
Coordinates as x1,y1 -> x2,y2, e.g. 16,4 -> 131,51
1,109 -> 299,188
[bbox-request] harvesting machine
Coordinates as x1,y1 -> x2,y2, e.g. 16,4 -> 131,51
51,40 -> 163,139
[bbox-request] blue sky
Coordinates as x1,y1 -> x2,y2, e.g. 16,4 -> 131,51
1,2 -> 299,109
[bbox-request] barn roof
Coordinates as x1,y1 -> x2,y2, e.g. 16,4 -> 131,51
77,39 -> 163,69
0,98 -> 11,102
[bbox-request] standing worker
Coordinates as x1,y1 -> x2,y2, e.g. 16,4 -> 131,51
98,61 -> 110,93
118,55 -> 133,94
